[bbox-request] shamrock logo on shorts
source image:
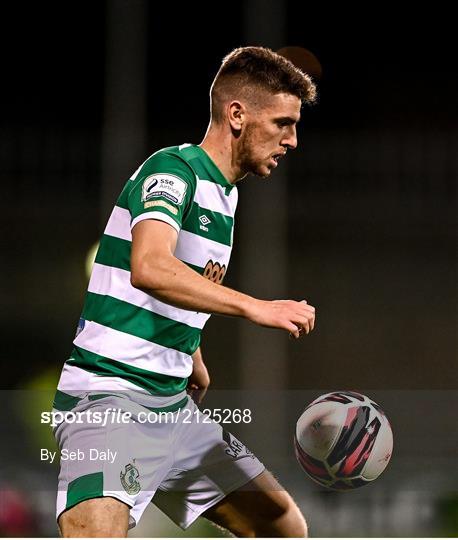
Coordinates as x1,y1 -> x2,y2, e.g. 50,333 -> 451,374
120,461 -> 141,495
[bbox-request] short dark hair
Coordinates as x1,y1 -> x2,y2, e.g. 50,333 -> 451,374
210,46 -> 317,123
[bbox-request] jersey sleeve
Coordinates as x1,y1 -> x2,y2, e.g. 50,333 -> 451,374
127,151 -> 196,233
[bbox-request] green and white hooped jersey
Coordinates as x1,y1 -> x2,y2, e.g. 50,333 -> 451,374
55,144 -> 238,408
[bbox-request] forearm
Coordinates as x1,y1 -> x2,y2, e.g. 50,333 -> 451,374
131,252 -> 257,318
130,221 -> 315,336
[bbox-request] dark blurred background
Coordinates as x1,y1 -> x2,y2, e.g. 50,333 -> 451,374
0,1 -> 456,537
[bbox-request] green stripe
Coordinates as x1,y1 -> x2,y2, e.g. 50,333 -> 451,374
185,261 -> 204,275
88,393 -> 115,402
82,292 -> 200,355
53,390 -> 81,411
182,201 -> 233,246
68,346 -> 188,396
66,472 -> 103,510
95,234 -> 131,272
146,395 -> 188,413
116,186 -> 130,210
52,391 -> 187,412
185,155 -> 210,180
94,235 -> 207,275
183,147 -> 233,190
87,393 -> 188,413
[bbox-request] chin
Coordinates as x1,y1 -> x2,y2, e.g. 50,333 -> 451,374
251,165 -> 272,178
245,158 -> 273,178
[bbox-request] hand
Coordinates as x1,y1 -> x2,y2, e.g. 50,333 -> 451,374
247,298 -> 315,339
187,357 -> 210,404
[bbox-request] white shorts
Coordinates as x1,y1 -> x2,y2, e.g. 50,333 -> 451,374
54,393 -> 265,529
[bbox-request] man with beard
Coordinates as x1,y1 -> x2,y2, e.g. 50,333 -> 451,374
55,46 -> 317,537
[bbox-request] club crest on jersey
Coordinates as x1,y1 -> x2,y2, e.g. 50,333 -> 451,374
141,174 -> 187,205
120,461 -> 141,495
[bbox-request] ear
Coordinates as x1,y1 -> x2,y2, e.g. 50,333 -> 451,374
227,100 -> 245,131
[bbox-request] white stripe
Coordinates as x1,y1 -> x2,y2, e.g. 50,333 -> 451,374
194,178 -> 238,217
131,211 -> 180,233
74,321 -> 193,378
57,363 -> 151,395
175,229 -> 232,268
88,262 -> 210,329
104,206 -> 132,241
56,364 -> 187,406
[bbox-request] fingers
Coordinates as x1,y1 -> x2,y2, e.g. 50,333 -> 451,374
307,310 -> 315,332
288,320 -> 309,339
262,299 -> 316,337
289,299 -> 316,338
187,383 -> 208,404
288,328 -> 300,339
294,311 -> 314,334
289,326 -> 303,340
193,387 -> 207,404
302,301 -> 315,332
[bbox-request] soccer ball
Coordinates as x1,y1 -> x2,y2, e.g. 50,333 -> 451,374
294,391 -> 393,490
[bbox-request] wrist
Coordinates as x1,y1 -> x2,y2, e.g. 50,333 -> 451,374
239,295 -> 261,321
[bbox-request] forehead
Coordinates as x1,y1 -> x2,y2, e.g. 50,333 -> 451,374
255,92 -> 301,121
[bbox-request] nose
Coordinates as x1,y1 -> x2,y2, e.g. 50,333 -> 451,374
281,125 -> 297,150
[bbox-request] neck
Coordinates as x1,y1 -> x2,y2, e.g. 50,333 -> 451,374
199,124 -> 245,184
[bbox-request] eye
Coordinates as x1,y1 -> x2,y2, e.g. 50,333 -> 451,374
276,119 -> 294,129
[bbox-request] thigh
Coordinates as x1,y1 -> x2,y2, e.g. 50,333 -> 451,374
203,470 -> 307,537
152,401 -> 265,530
203,470 -> 286,523
58,496 -> 129,537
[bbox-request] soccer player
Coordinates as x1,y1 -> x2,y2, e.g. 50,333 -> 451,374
54,46 -> 317,537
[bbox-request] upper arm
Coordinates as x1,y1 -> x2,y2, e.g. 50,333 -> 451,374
126,151 -> 196,287
130,219 -> 178,287
132,218 -> 178,261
